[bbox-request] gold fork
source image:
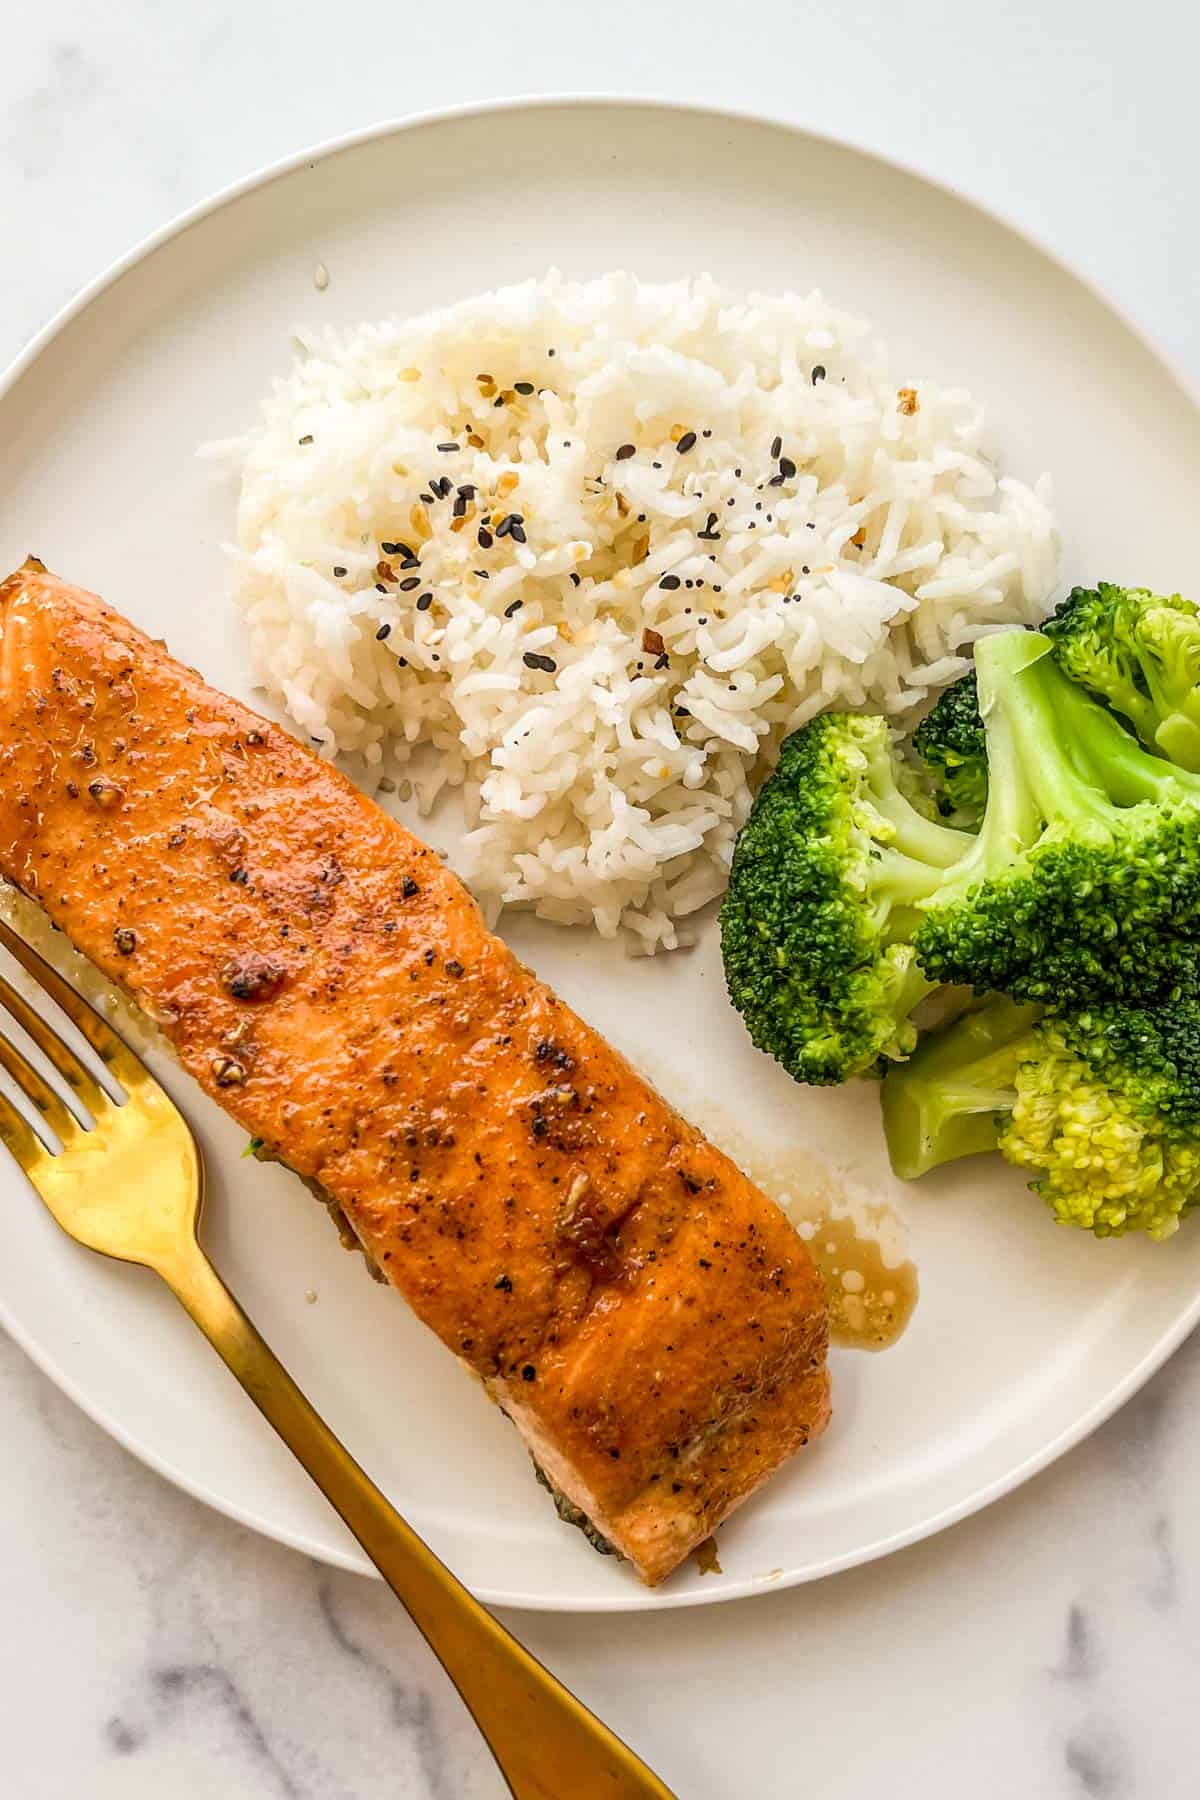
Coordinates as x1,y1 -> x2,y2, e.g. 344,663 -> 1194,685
0,915 -> 677,1800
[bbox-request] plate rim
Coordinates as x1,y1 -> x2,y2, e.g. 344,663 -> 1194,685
3,92 -> 1199,1613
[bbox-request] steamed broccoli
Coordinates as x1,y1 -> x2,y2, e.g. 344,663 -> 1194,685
1044,582 -> 1200,770
910,628 -> 1200,1007
881,993 -> 1200,1238
719,712 -> 968,1084
911,672 -> 987,826
722,627 -> 1200,1087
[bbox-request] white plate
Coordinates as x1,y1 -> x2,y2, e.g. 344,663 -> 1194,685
2,99 -> 1199,1614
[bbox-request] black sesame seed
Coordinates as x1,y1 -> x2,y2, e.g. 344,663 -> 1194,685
522,1365 -> 536,1382
615,443 -> 636,461
433,476 -> 453,498
523,652 -> 557,673
676,431 -> 697,454
457,484 -> 476,499
437,441 -> 460,453
493,395 -> 505,408
504,599 -> 523,618
400,556 -> 420,570
770,435 -> 782,459
494,1274 -> 513,1292
375,583 -> 388,593
477,527 -> 494,549
659,575 -> 681,591
452,494 -> 467,517
569,572 -> 581,587
376,623 -> 392,640
702,429 -> 712,438
514,381 -> 535,395
474,569 -> 489,579
445,959 -> 464,978
509,522 -> 527,544
298,435 -> 313,445
779,456 -> 797,478
768,473 -> 785,487
548,348 -> 556,357
812,364 -> 827,384
416,593 -> 433,612
398,576 -> 421,591
419,492 -> 435,504
380,541 -> 401,555
698,512 -> 721,540
654,653 -> 670,670
402,877 -> 419,897
332,565 -> 347,577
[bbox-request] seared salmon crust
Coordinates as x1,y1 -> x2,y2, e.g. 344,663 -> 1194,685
0,561 -> 830,1583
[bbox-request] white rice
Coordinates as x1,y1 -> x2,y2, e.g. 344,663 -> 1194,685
214,272 -> 1057,951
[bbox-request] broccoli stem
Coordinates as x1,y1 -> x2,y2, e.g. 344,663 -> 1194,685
880,996 -> 1043,1179
980,628 -> 1200,811
863,725 -> 971,933
1052,670 -> 1200,806
1156,713 -> 1200,770
935,629 -> 1200,918
866,742 -> 968,868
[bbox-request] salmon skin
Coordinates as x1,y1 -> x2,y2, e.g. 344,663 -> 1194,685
0,561 -> 830,1584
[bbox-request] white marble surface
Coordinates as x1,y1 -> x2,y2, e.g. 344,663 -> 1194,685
3,3 -> 1200,1795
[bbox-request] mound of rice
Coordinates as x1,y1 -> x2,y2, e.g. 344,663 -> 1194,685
217,272 -> 1057,951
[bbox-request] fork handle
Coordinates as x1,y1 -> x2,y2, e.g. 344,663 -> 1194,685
156,1234 -> 675,1800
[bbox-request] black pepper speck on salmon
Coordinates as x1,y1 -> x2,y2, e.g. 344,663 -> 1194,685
0,560 -> 830,1584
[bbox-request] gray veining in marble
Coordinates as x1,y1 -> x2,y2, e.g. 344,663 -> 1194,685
4,3 -> 1200,1795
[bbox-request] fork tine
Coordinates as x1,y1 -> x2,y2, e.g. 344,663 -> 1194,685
0,914 -> 140,1101
0,1023 -> 84,1144
0,1087 -> 53,1173
0,969 -> 112,1117
0,914 -> 118,1056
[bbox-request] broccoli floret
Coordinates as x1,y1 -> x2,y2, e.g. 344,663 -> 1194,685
881,993 -> 1200,1238
912,672 -> 987,825
722,629 -> 1200,1086
719,713 -> 969,1084
911,629 -> 1200,1006
1044,582 -> 1200,770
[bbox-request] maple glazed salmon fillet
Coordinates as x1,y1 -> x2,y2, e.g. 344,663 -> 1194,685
0,561 -> 830,1584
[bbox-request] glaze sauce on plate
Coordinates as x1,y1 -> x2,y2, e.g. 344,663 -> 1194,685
700,1119 -> 919,1352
